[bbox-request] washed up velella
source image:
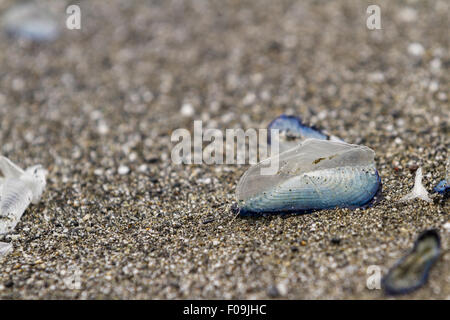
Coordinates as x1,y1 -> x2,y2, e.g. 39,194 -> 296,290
434,156 -> 449,195
0,156 -> 47,235
382,229 -> 441,295
2,2 -> 60,42
268,114 -> 342,153
434,180 -> 449,195
235,139 -> 381,215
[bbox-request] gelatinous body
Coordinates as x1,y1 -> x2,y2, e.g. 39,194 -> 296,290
382,229 -> 441,295
236,139 -> 380,215
268,115 -> 341,153
0,156 -> 46,234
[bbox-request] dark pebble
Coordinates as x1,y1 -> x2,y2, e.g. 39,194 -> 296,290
331,238 -> 341,245
267,285 -> 280,298
202,217 -> 215,224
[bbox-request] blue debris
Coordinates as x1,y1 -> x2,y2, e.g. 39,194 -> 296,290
2,3 -> 60,42
267,114 -> 341,153
434,180 -> 449,195
382,229 -> 441,296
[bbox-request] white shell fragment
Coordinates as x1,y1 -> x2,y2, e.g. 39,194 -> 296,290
400,167 -> 431,203
0,156 -> 47,235
0,241 -> 13,257
236,139 -> 381,215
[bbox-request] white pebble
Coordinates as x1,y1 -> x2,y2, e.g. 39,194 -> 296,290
443,222 -> 450,232
242,93 -> 256,106
430,58 -> 442,72
317,111 -> 327,120
437,92 -> 447,101
180,103 -> 195,117
368,72 -> 385,83
138,164 -> 147,173
198,177 -> 211,184
94,168 -> 104,176
276,280 -> 289,296
128,152 -> 138,162
97,121 -> 109,135
408,43 -> 425,57
118,165 -> 130,175
429,81 -> 439,92
397,7 -> 417,22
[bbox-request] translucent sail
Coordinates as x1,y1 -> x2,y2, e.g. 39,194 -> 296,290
236,139 -> 380,215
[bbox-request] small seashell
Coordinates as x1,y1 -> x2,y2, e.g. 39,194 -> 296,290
235,139 -> 381,215
267,114 -> 341,153
400,167 -> 431,202
180,103 -> 195,117
382,229 -> 441,295
1,2 -> 60,42
0,156 -> 47,234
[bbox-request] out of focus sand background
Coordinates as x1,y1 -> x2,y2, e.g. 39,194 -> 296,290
0,0 -> 448,299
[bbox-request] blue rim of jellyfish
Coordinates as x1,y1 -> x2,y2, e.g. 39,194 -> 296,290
6,28 -> 59,42
267,114 -> 328,145
5,21 -> 60,42
235,169 -> 382,216
433,180 -> 448,195
382,229 -> 441,296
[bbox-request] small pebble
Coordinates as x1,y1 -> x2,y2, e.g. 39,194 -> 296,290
276,281 -> 288,296
138,164 -> 148,173
202,218 -> 215,224
180,103 -> 195,117
443,222 -> 450,232
397,7 -> 417,22
198,177 -> 211,184
331,238 -> 341,245
408,43 -> 425,57
118,165 -> 130,175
